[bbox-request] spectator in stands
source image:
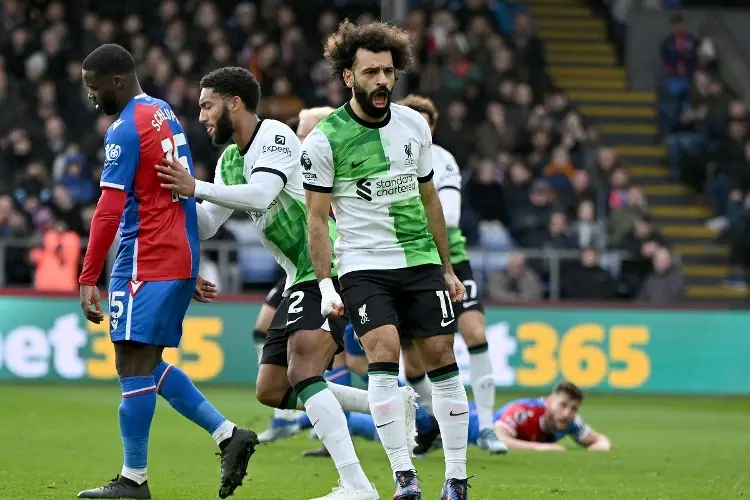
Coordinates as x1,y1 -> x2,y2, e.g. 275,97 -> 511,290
543,146 -> 576,191
476,102 -> 520,156
509,12 -> 548,94
514,178 -> 555,247
493,0 -> 530,37
29,220 -> 80,292
619,214 -> 668,297
705,119 -> 747,230
589,145 -> 622,191
542,211 -> 577,251
637,247 -> 686,304
487,251 -> 542,302
560,248 -> 619,300
658,14 -> 698,135
466,159 -> 508,224
570,200 -> 607,250
608,186 -> 648,248
562,169 -> 598,219
665,68 -> 711,180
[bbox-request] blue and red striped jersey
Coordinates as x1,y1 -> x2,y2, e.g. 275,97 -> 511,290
100,93 -> 199,281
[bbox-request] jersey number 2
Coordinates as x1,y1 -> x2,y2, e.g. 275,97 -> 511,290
161,133 -> 190,202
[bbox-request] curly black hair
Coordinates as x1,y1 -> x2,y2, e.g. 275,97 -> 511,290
199,66 -> 261,112
324,19 -> 415,82
82,44 -> 136,75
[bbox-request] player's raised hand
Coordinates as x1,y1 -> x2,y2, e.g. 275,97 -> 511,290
444,269 -> 465,302
193,275 -> 218,303
318,278 -> 345,317
156,157 -> 195,197
80,284 -> 104,324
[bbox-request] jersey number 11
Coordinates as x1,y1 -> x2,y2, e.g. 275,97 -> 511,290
161,133 -> 190,202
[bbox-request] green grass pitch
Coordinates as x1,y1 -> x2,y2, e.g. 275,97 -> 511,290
0,384 -> 748,499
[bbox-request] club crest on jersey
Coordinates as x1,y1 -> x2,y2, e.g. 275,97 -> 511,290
404,141 -> 416,166
105,143 -> 121,163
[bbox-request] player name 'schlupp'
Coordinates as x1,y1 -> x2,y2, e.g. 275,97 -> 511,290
151,106 -> 179,132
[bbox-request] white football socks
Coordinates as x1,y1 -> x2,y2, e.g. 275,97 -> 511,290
368,371 -> 414,474
408,374 -> 433,413
469,346 -> 496,430
430,368 -> 469,480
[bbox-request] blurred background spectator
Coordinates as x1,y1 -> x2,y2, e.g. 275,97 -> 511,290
0,0 -> 689,304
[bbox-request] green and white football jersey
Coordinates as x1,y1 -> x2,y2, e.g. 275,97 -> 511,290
432,144 -> 469,265
301,103 -> 440,276
203,119 -> 337,289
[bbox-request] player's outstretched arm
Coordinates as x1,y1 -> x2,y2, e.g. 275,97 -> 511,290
578,428 -> 611,452
196,201 -> 233,240
157,157 -> 284,213
494,424 -> 565,451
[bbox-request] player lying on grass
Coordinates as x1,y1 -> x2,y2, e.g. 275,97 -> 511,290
324,380 -> 611,453
156,66 -> 417,500
494,381 -> 611,451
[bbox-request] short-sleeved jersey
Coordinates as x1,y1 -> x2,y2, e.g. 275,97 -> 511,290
494,398 -> 590,444
100,93 -> 199,281
301,103 -> 440,276
432,144 -> 468,264
214,119 -> 338,289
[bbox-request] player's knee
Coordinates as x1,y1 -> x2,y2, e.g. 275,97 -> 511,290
414,334 -> 456,372
346,355 -> 368,378
114,341 -> 160,377
360,325 -> 400,363
458,312 -> 486,347
255,383 -> 284,409
402,346 -> 425,379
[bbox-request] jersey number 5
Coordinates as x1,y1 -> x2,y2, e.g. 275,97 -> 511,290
161,133 -> 190,202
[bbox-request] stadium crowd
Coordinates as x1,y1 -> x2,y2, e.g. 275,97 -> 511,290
658,12 -> 749,288
0,0 -> 683,302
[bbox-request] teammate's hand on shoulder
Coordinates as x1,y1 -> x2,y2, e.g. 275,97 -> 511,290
193,275 -> 217,303
80,284 -> 104,324
319,278 -> 344,317
156,156 -> 195,196
444,269 -> 465,302
537,443 -> 566,451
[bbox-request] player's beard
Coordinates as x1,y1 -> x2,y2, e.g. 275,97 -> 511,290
212,104 -> 235,146
99,92 -> 120,116
353,80 -> 391,120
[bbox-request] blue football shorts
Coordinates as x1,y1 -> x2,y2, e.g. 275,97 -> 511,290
108,277 -> 197,348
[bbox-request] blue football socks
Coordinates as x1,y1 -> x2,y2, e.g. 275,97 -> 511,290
119,376 -> 157,484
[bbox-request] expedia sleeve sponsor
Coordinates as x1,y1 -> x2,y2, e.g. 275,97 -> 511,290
261,143 -> 293,157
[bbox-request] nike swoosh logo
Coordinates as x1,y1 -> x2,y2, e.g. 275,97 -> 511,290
441,318 -> 455,327
351,158 -> 369,168
286,316 -> 303,326
463,300 -> 478,307
449,410 -> 468,417
376,420 -> 395,428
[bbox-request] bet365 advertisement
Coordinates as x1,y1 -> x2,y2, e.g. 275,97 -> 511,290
0,295 -> 748,394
